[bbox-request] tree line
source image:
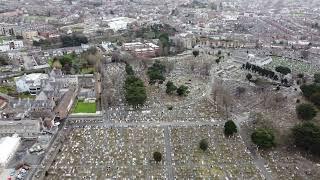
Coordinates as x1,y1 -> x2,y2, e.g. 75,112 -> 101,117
242,62 -> 279,81
33,34 -> 88,48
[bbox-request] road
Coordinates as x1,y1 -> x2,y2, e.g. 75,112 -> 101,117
29,120 -> 69,180
232,113 -> 273,180
164,126 -> 174,179
67,118 -> 224,129
206,61 -> 274,180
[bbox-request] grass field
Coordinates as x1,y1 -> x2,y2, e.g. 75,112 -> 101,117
73,101 -> 96,113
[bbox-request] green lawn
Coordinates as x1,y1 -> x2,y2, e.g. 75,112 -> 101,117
0,85 -> 16,94
73,101 -> 96,113
0,85 -> 36,99
81,67 -> 95,74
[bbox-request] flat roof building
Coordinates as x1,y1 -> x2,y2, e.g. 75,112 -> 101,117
0,134 -> 20,168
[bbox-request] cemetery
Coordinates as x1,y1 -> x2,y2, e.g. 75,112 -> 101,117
44,50 -> 320,179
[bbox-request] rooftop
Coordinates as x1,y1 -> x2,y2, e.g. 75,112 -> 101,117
0,135 -> 20,166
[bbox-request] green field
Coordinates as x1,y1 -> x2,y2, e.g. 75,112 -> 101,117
73,101 -> 96,113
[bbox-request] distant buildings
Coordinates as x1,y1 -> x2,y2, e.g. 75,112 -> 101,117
101,41 -> 113,53
0,40 -> 24,52
103,17 -> 136,31
122,42 -> 160,57
247,54 -> 273,66
22,31 -> 38,40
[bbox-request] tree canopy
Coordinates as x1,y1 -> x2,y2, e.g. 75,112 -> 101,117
61,34 -> 88,47
192,50 -> 199,57
153,151 -> 162,162
125,63 -> 134,76
124,76 -> 147,107
314,73 -> 320,83
292,122 -> 320,156
199,139 -> 208,151
147,60 -> 166,84
310,93 -> 320,107
224,120 -> 238,136
243,62 -> 277,81
159,33 -> 169,47
300,84 -> 320,99
296,103 -> 317,120
177,85 -> 189,96
251,128 -> 275,149
275,66 -> 291,75
166,81 -> 177,94
52,59 -> 62,69
246,73 -> 252,81
0,55 -> 9,66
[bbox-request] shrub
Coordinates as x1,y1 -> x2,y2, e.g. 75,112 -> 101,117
246,73 -> 252,81
300,84 -> 320,99
275,66 -> 291,75
292,122 -> 320,156
199,139 -> 208,151
296,103 -> 317,120
310,93 -> 320,107
153,151 -> 162,162
314,73 -> 320,83
224,120 -> 238,136
251,128 -> 275,149
177,85 -> 189,96
192,50 -> 199,57
166,81 -> 177,94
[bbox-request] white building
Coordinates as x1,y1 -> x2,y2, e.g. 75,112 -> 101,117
0,134 -> 20,168
103,17 -> 136,31
248,54 -> 273,66
0,40 -> 23,52
15,73 -> 49,95
0,44 -> 10,52
122,42 -> 145,51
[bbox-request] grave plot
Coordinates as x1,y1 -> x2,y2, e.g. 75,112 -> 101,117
45,127 -> 166,179
262,150 -> 320,180
265,57 -> 320,75
170,126 -> 263,179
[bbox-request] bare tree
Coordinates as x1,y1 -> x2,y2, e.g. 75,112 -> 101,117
221,89 -> 234,118
163,60 -> 175,74
210,78 -> 233,117
235,87 -> 246,98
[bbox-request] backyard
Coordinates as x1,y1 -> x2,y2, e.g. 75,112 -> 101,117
0,85 -> 35,99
